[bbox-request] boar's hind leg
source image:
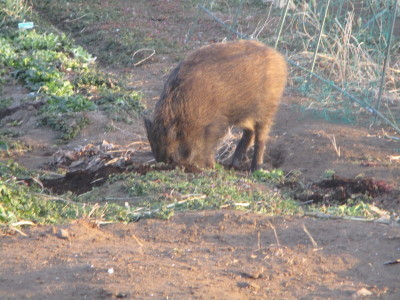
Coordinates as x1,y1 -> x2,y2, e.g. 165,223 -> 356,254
231,129 -> 254,169
250,123 -> 271,172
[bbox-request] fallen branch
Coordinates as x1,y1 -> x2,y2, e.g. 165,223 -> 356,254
9,227 -> 28,236
11,221 -> 36,227
2,221 -> 36,237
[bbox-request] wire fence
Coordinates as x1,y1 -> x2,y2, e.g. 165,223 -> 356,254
186,0 -> 400,135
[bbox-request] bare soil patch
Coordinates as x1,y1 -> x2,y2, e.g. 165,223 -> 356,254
1,211 -> 400,299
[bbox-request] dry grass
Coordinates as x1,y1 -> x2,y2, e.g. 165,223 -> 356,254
314,130 -> 341,158
216,126 -> 242,163
51,140 -> 151,172
278,1 -> 400,113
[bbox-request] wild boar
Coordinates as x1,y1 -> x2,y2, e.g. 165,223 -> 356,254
144,40 -> 287,171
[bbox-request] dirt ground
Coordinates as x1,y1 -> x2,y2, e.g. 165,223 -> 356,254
1,1 -> 400,299
1,211 -> 400,299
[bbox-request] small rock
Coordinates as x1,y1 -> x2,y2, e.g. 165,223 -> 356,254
248,282 -> 260,290
237,281 -> 260,290
56,229 -> 70,240
28,92 -> 36,99
352,287 -> 373,298
237,282 -> 250,289
116,292 -> 128,298
240,267 -> 264,279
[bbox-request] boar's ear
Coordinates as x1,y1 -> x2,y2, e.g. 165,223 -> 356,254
143,117 -> 153,134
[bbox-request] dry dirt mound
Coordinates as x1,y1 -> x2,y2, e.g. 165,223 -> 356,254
1,211 -> 400,299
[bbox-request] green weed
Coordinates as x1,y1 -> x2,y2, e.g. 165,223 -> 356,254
113,167 -> 301,218
0,159 -> 388,230
0,20 -> 144,139
0,97 -> 12,110
0,136 -> 30,158
252,168 -> 285,183
322,169 -> 335,178
40,113 -> 90,140
96,89 -> 145,122
311,200 -> 377,219
0,161 -> 134,228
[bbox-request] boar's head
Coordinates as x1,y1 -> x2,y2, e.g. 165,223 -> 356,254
144,117 -> 214,169
144,117 -> 170,164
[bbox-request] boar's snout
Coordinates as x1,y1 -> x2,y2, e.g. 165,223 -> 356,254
144,116 -> 181,165
144,117 -> 166,163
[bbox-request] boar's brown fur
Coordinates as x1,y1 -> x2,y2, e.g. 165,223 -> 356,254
144,40 -> 287,171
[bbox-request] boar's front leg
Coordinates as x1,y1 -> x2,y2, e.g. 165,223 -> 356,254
205,153 -> 215,168
250,123 -> 271,172
231,129 -> 254,169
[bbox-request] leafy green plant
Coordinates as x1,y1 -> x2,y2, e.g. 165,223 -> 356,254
44,95 -> 96,113
0,177 -> 109,226
0,20 -> 144,139
0,141 -> 8,152
323,169 -> 335,178
0,97 -> 12,109
0,136 -> 30,158
252,168 -> 285,183
40,113 -> 90,140
310,200 -> 377,219
96,89 -> 144,121
15,30 -> 70,51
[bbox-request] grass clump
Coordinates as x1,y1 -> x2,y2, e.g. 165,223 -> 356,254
280,1 -> 400,126
0,177 -> 77,225
110,166 -> 301,219
0,135 -> 31,158
0,161 -> 135,230
0,0 -> 31,27
0,177 -> 130,228
77,166 -> 390,221
252,168 -> 285,183
0,160 -> 388,230
0,161 -> 77,226
306,198 -> 385,220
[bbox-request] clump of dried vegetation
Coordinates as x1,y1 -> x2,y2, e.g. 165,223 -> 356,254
279,1 -> 400,125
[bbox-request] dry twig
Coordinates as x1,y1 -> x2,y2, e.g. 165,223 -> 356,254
133,48 -> 155,66
302,223 -> 318,248
268,220 -> 281,247
315,130 -> 341,157
131,234 -> 144,247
